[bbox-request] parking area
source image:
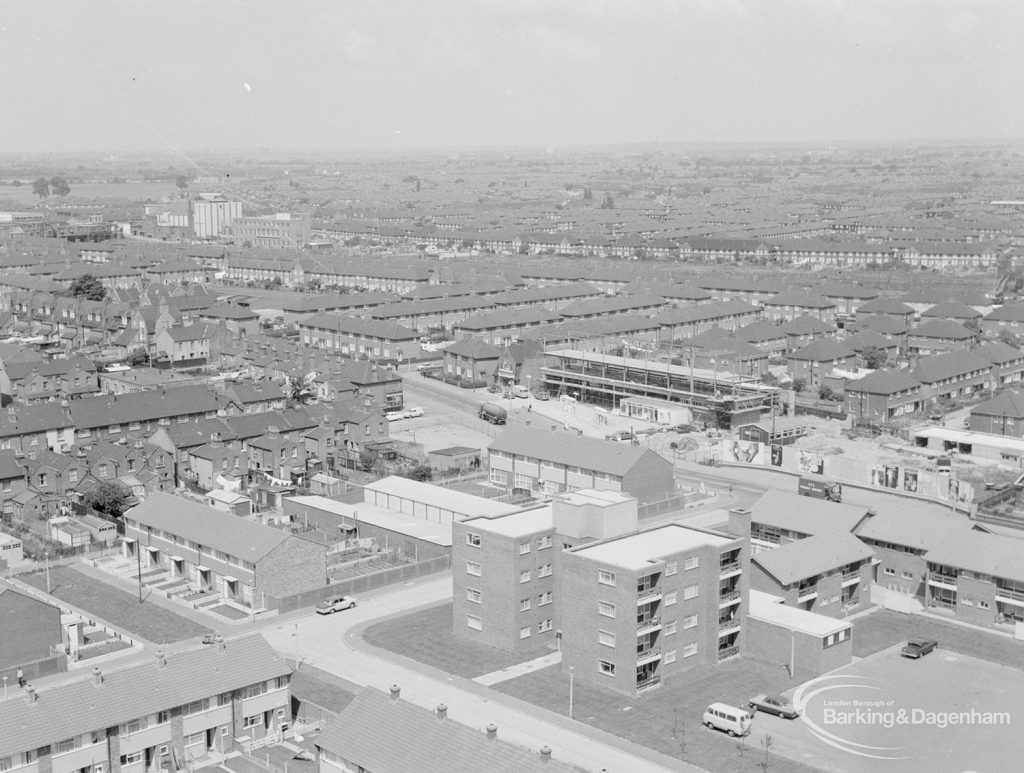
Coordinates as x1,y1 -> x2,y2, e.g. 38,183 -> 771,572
766,646 -> 1024,772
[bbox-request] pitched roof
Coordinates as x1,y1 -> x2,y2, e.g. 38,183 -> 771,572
971,389 -> 1024,419
68,386 -> 224,429
489,426 -> 657,477
926,529 -> 1024,583
848,315 -> 909,335
909,319 -> 975,340
0,635 -> 288,754
444,338 -> 502,359
975,340 -> 1024,366
846,368 -> 921,395
126,492 -> 292,559
920,301 -> 982,321
763,292 -> 835,309
753,529 -> 875,585
910,350 -> 992,384
856,298 -> 915,315
854,504 -> 974,552
781,315 -> 835,336
787,339 -> 857,362
749,489 -> 870,537
0,403 -> 73,437
316,688 -> 581,773
985,304 -> 1024,323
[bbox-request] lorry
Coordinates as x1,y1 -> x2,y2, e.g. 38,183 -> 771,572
478,402 -> 507,425
798,476 -> 843,503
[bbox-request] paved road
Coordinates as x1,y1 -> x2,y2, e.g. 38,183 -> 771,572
260,576 -> 702,773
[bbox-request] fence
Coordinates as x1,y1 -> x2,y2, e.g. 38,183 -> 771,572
265,554 -> 451,613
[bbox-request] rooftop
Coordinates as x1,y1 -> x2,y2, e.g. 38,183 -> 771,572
752,529 -> 875,585
749,489 -> 870,536
363,475 -> 518,518
463,504 -> 554,538
570,522 -> 734,571
748,589 -> 852,637
287,495 -> 453,546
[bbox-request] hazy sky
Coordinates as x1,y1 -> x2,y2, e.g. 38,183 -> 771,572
1,0 -> 1021,152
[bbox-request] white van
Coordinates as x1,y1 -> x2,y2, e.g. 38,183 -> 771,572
703,703 -> 752,737
511,384 -> 530,398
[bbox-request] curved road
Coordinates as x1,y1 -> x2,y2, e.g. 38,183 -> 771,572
260,576 -> 702,773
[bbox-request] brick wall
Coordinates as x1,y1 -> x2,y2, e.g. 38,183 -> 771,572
257,537 -> 327,598
954,575 -> 997,626
870,544 -> 928,596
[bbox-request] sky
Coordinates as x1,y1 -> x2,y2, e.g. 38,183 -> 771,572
0,0 -> 1021,152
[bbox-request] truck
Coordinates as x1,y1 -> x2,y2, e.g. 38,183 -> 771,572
478,402 -> 507,425
798,476 -> 843,503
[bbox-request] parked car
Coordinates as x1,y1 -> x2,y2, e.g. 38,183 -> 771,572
315,595 -> 357,615
900,639 -> 938,659
511,384 -> 530,398
748,694 -> 798,719
487,384 -> 502,394
386,411 -> 403,422
201,633 -> 217,645
403,406 -> 424,418
605,430 -> 635,442
533,390 -> 551,401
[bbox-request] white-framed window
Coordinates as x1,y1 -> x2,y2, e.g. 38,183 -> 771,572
520,569 -> 531,583
465,532 -> 481,547
489,468 -> 509,485
978,600 -> 991,610
538,563 -> 553,578
538,591 -> 553,606
598,601 -> 616,618
599,660 -> 616,676
185,732 -> 205,747
598,630 -> 616,647
466,587 -> 482,604
684,555 -> 700,571
664,620 -> 678,635
665,650 -> 677,664
901,571 -> 914,580
466,561 -> 481,576
513,472 -> 533,490
883,567 -> 896,576
538,535 -> 552,550
467,614 -> 482,630
664,591 -> 678,606
683,585 -> 699,600
519,541 -> 531,555
682,643 -> 697,658
243,715 -> 262,728
520,597 -> 531,611
666,561 -> 678,576
598,569 -> 616,586
520,626 -> 532,639
538,619 -> 553,633
683,614 -> 698,629
120,753 -> 143,766
183,699 -> 208,716
242,683 -> 266,699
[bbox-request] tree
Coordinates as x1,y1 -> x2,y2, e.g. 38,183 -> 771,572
791,377 -> 806,393
66,274 -> 107,301
963,318 -> 981,333
998,328 -> 1020,348
49,176 -> 71,197
860,345 -> 889,370
127,347 -> 150,366
174,175 -> 190,190
32,177 -> 50,199
83,481 -> 131,518
818,384 -> 836,401
403,464 -> 433,482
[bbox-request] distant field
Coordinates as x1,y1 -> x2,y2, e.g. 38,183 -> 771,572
0,181 -> 178,205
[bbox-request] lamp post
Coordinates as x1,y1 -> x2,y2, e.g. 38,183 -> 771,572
45,551 -> 50,594
568,666 -> 575,720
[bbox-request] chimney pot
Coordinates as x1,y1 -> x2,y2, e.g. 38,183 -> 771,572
436,703 -> 448,720
25,684 -> 37,703
156,650 -> 166,667
92,667 -> 103,686
485,723 -> 497,740
389,684 -> 400,701
540,746 -> 552,762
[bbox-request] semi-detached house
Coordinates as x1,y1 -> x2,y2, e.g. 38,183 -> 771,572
846,368 -> 922,423
910,350 -> 993,404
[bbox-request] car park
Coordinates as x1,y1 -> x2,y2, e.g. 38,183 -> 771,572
315,595 -> 357,614
748,694 -> 798,719
900,638 -> 938,659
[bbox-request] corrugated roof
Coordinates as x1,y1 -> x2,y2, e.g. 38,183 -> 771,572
749,489 -> 870,537
753,529 -> 874,585
126,492 -> 291,559
316,688 -> 582,773
0,635 -> 288,754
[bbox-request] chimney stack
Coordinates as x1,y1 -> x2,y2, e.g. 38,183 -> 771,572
215,635 -> 226,650
485,723 -> 497,740
92,667 -> 103,686
435,703 -> 448,720
156,650 -> 166,668
25,685 -> 37,703
389,684 -> 400,701
539,746 -> 552,762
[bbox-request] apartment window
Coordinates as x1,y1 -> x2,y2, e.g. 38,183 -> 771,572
242,683 -> 266,699
242,715 -> 262,729
56,738 -> 81,755
520,597 -> 531,611
599,660 -> 616,676
466,587 -> 482,604
467,614 -> 482,631
883,567 -> 896,576
183,699 -> 208,716
520,626 -> 532,639
684,556 -> 700,571
538,619 -> 553,633
538,591 -> 553,606
98,464 -> 108,478
598,601 -> 616,618
513,473 -> 533,490
217,692 -> 232,707
538,535 -> 552,550
683,585 -> 699,600
664,620 -> 678,635
108,424 -> 121,434
978,600 -> 991,610
520,569 -> 531,583
665,650 -> 677,664
519,541 -> 531,555
666,562 -> 678,576
538,563 -> 553,578
38,473 -> 47,487
120,753 -> 143,766
683,614 -> 698,629
901,571 -> 914,580
185,733 -> 205,747
466,561 -> 481,576
598,569 -> 616,586
664,591 -> 678,606
489,468 -> 509,486
682,643 -> 698,658
962,598 -> 974,607
598,630 -> 616,648
465,532 -> 481,547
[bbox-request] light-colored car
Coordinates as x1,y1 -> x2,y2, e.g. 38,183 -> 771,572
703,703 -> 752,737
403,406 -> 424,418
386,411 -> 403,422
315,595 -> 357,614
748,694 -> 798,719
511,384 -> 530,398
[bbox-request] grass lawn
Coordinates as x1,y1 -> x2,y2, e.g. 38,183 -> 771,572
21,565 -> 212,643
291,665 -> 361,716
362,602 -> 530,678
494,659 -> 821,773
852,608 -> 1024,668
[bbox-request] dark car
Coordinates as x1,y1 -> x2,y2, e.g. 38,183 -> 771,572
748,694 -> 799,719
532,390 -> 551,401
900,639 -> 938,659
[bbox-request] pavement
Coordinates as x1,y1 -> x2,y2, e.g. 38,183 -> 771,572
474,651 -> 563,686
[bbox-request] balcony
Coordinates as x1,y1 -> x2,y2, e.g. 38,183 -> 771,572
842,572 -> 862,587
719,561 -> 741,578
719,589 -> 741,607
636,676 -> 662,692
718,646 -> 739,662
636,617 -> 662,636
996,587 -> 1024,607
928,573 -> 958,590
797,585 -> 818,602
637,589 -> 663,606
718,618 -> 741,635
636,648 -> 662,666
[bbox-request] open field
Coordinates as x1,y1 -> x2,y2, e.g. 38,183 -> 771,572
0,180 -> 178,205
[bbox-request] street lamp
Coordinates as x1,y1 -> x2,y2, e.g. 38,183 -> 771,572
568,666 -> 575,720
45,551 -> 50,594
